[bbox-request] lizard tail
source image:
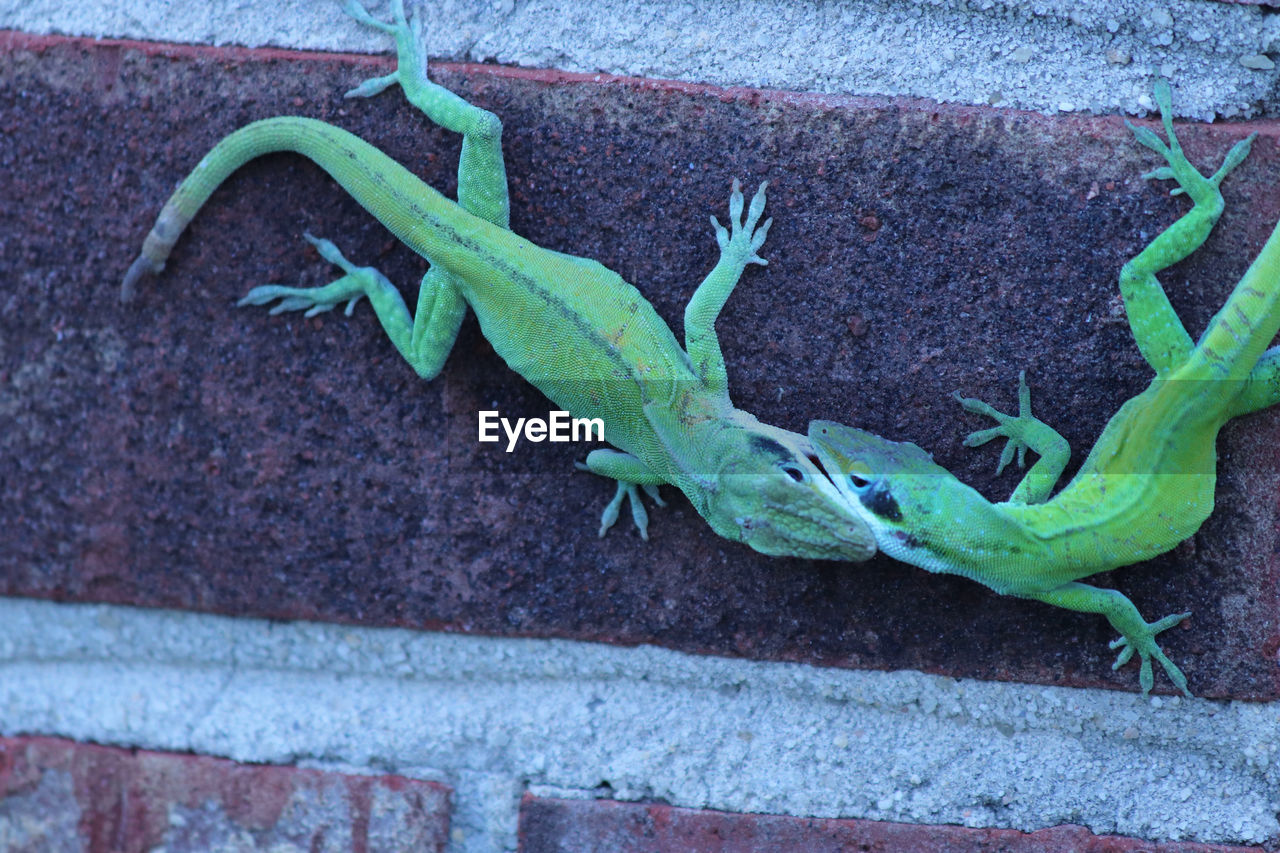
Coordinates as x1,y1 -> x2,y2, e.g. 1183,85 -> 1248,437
121,116 -> 484,302
1185,218 -> 1280,381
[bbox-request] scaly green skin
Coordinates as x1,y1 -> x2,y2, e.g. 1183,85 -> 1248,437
120,0 -> 873,562
810,82 -> 1277,696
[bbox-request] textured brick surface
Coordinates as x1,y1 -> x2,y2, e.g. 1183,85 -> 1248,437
3,31 -> 1279,698
518,797 -> 1264,852
0,736 -> 450,852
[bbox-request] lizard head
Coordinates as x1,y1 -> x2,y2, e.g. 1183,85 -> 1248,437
702,417 -> 876,561
806,419 -> 962,561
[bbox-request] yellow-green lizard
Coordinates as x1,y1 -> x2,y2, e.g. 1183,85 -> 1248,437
119,0 -> 873,562
809,83 -> 1274,695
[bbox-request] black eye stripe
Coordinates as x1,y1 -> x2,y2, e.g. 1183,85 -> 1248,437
748,435 -> 790,458
860,483 -> 902,522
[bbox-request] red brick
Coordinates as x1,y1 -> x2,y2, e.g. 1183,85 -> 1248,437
518,796 -> 1261,852
0,736 -> 450,852
3,32 -> 1279,698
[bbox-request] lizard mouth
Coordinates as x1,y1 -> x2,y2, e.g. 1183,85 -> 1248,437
807,453 -> 839,488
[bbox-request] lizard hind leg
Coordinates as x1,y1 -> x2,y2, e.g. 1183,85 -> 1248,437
237,232 -> 373,318
239,232 -> 464,381
1119,81 -> 1256,375
1127,81 -> 1254,203
345,0 -> 509,230
241,1 -> 513,381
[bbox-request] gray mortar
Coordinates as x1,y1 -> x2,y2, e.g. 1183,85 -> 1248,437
0,0 -> 1277,119
0,599 -> 1277,852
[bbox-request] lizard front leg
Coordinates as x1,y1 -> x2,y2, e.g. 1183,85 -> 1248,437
1029,582 -> 1190,697
572,181 -> 772,540
576,450 -> 668,540
683,179 -> 772,398
954,371 -> 1070,506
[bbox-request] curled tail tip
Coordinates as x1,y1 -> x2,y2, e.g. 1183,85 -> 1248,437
120,253 -> 161,303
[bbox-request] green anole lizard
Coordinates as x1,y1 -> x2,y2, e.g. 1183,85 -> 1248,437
809,82 -> 1275,695
119,0 -> 874,562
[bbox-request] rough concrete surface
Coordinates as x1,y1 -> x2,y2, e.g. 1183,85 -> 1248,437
0,599 -> 1276,852
0,0 -> 1276,119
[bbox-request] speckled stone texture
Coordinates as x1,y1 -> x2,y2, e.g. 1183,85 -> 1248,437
2,31 -> 1278,698
0,736 -> 450,852
517,797 -> 1266,852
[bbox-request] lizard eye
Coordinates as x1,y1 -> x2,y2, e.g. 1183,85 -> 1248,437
845,460 -> 873,491
778,462 -> 806,483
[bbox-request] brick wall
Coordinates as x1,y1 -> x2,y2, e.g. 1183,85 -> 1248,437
2,1 -> 1279,849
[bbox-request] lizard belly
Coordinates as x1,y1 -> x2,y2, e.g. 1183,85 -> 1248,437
1018,379 -> 1226,575
457,239 -> 696,475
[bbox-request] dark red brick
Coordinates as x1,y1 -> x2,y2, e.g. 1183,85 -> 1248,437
0,736 -> 450,852
2,32 -> 1279,697
518,796 -> 1262,852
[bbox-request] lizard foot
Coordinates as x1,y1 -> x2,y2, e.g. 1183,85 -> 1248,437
342,0 -> 428,100
953,370 -> 1037,475
1125,80 -> 1255,201
1110,610 -> 1192,698
711,178 -> 772,270
238,233 -> 378,317
575,462 -> 666,540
